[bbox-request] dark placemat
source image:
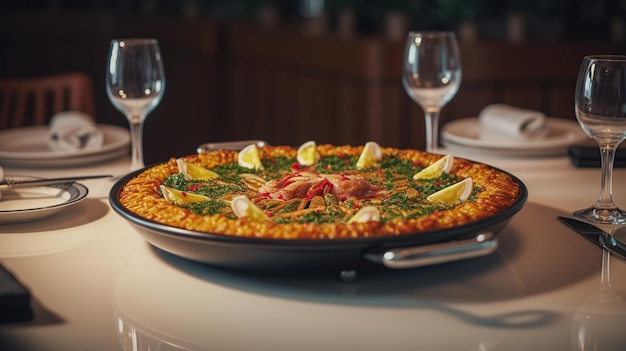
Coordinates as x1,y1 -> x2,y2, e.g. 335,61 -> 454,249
0,264 -> 33,324
568,145 -> 626,168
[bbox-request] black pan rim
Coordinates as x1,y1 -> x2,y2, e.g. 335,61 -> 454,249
109,159 -> 528,249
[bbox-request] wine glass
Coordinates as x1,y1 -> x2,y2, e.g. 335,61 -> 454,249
574,55 -> 626,224
401,31 -> 462,153
106,38 -> 165,171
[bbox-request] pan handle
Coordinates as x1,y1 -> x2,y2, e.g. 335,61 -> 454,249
363,232 -> 497,269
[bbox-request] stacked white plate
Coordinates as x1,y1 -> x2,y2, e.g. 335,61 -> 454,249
441,117 -> 588,157
0,124 -> 129,167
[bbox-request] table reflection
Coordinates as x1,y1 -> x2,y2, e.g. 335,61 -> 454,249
571,248 -> 626,350
112,202 -> 605,350
0,199 -> 109,257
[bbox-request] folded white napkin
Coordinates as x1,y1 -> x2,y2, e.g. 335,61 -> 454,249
478,104 -> 548,140
47,111 -> 104,152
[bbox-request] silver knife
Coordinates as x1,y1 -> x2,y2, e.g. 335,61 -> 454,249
557,216 -> 626,262
0,175 -> 113,190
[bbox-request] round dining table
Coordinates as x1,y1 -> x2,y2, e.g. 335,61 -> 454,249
1,144 -> 626,351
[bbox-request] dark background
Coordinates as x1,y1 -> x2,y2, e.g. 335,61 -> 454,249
1,0 -> 625,163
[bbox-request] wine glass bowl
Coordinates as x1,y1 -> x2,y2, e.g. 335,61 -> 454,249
106,38 -> 165,171
401,31 -> 462,153
573,55 -> 626,224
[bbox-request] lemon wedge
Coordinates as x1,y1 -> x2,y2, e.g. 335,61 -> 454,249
231,195 -> 268,221
426,178 -> 473,205
238,144 -> 264,170
176,158 -> 220,180
413,154 -> 454,180
347,206 -> 381,224
356,141 -> 382,169
297,140 -> 320,166
160,185 -> 210,205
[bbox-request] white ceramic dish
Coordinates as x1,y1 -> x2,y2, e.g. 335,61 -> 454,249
0,124 -> 129,167
441,118 -> 588,156
0,176 -> 88,224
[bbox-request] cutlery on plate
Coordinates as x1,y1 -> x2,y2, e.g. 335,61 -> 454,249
557,216 -> 626,262
0,175 -> 113,190
196,140 -> 268,153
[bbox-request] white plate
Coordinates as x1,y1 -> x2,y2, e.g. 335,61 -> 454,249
0,124 -> 129,167
0,176 -> 88,224
441,118 -> 588,156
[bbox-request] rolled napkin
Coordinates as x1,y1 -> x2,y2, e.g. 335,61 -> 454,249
47,111 -> 104,151
478,104 -> 548,140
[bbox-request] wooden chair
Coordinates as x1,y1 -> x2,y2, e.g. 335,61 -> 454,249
0,72 -> 96,129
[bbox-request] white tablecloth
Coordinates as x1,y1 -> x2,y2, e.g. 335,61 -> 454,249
1,148 -> 626,350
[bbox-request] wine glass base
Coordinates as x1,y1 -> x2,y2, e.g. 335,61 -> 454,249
573,206 -> 626,225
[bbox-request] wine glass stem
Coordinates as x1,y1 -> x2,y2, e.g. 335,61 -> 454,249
600,248 -> 611,287
596,145 -> 617,209
128,116 -> 146,171
424,110 -> 441,153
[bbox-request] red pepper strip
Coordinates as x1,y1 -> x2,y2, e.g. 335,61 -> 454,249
277,173 -> 300,188
187,184 -> 202,191
306,179 -> 332,200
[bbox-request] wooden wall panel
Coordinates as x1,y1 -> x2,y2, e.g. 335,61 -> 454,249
398,94 -> 427,150
336,79 -> 358,145
1,13 -> 624,161
501,86 -> 544,111
547,83 -> 577,119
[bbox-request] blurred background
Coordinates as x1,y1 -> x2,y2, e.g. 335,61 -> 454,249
0,0 -> 625,163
